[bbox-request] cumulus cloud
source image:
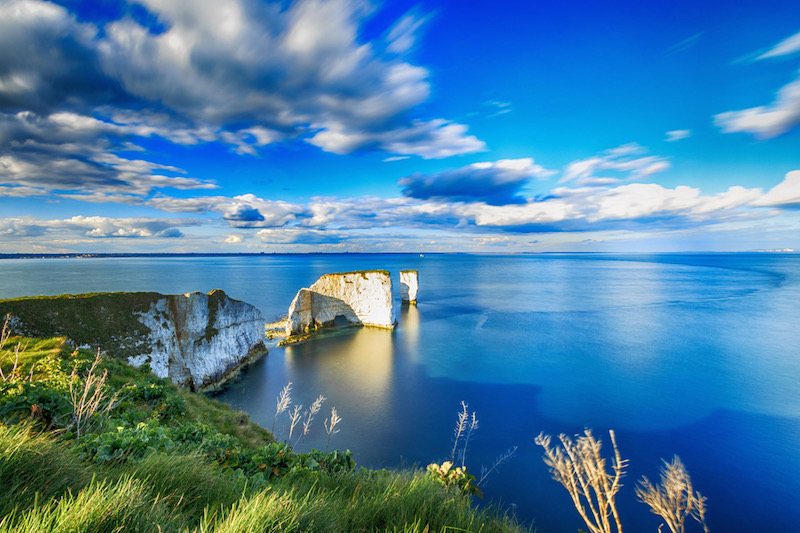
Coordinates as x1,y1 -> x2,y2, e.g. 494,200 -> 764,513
716,30 -> 800,138
0,109 -> 218,196
3,166 -> 797,249
146,194 -> 306,228
0,0 -> 483,167
665,129 -> 691,142
752,170 -> 800,208
399,158 -> 555,205
0,215 -> 202,240
308,118 -> 485,158
224,233 -> 245,244
559,143 -> 670,186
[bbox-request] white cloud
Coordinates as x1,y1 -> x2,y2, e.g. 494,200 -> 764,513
386,10 -> 430,54
716,30 -> 800,138
752,170 -> 800,207
665,129 -> 691,142
714,74 -> 800,138
224,233 -> 245,244
757,30 -> 800,60
0,215 -> 203,240
146,194 -> 306,228
308,118 -> 485,159
0,0 -> 484,166
485,100 -> 512,118
560,143 -> 670,186
0,110 -> 218,196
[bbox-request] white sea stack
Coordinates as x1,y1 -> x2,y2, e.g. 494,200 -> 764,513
400,270 -> 418,303
129,289 -> 267,391
285,270 -> 396,335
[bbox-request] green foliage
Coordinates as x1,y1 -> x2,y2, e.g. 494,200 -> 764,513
0,380 -> 72,425
0,333 -> 529,533
113,378 -> 187,425
80,421 -> 176,462
427,461 -> 484,499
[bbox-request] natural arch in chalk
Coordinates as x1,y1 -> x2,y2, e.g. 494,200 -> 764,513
285,270 -> 396,335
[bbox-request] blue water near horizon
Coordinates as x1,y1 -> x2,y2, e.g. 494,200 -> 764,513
1,253 -> 798,531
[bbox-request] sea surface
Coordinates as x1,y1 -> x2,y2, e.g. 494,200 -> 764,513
1,253 -> 798,532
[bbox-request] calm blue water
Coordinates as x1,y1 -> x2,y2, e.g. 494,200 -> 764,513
1,253 -> 798,532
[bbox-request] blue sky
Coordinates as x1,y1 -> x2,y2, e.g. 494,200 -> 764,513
1,0 -> 799,253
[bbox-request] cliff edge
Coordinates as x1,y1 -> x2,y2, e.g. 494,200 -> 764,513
0,290 -> 267,391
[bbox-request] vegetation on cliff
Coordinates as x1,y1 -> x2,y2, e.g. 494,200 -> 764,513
0,321 -> 527,532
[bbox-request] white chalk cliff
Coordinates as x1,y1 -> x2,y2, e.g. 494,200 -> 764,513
129,290 -> 267,391
400,270 -> 418,303
285,271 -> 396,335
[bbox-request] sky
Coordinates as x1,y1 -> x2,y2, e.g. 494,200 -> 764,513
1,0 -> 799,253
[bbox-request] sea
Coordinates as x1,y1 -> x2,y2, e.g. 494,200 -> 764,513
1,253 -> 798,532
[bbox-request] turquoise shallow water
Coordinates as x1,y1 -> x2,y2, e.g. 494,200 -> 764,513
1,253 -> 798,531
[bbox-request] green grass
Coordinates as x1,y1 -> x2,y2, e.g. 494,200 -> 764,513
178,387 -> 273,450
0,292 -> 161,358
1,335 -> 531,533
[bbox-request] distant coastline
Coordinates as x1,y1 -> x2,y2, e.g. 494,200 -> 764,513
1,250 -> 796,260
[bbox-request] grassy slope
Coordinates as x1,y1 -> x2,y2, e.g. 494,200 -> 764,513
0,335 -> 530,533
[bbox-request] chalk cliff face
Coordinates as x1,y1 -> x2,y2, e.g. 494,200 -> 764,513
400,270 -> 418,303
129,290 -> 267,391
0,289 -> 267,391
286,271 -> 396,335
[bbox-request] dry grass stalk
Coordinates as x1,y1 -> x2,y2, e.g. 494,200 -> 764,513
450,400 -> 480,466
450,401 -> 469,462
535,429 -> 627,533
636,456 -> 709,533
324,406 -> 341,450
68,350 -> 120,442
295,394 -> 325,448
0,315 -> 19,383
478,446 -> 519,487
287,404 -> 303,443
0,314 -> 9,351
459,411 -> 479,468
272,382 -> 293,434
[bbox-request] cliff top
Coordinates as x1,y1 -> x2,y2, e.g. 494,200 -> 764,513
0,289 -> 234,359
316,270 -> 391,280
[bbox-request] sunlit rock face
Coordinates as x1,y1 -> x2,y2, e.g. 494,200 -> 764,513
285,271 -> 396,335
130,290 -> 267,391
400,270 -> 418,303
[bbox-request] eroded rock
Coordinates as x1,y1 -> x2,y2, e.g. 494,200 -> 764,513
130,290 -> 267,391
400,270 -> 418,303
285,270 -> 396,335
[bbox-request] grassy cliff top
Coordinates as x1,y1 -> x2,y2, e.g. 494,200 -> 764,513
0,292 -> 162,358
316,270 -> 391,280
0,290 -> 238,360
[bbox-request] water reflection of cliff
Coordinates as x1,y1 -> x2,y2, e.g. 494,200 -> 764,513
398,303 -> 420,363
284,326 -> 395,413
